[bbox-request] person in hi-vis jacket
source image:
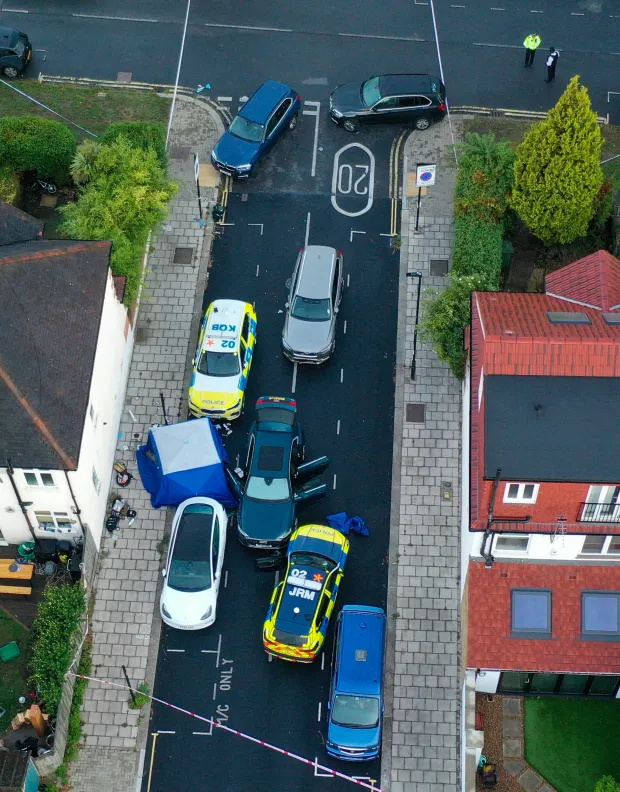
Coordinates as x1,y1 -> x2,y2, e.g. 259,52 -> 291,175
523,33 -> 541,67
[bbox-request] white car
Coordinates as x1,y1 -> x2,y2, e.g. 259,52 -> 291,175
160,497 -> 227,630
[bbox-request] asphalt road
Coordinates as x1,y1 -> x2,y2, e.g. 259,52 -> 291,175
145,124 -> 400,791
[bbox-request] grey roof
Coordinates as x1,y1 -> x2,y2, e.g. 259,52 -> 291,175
298,246 -> 336,298
0,238 -> 112,469
0,200 -> 44,246
484,375 -> 620,483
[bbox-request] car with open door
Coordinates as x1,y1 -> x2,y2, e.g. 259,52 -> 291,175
226,397 -> 329,549
259,523 -> 350,662
160,497 -> 227,630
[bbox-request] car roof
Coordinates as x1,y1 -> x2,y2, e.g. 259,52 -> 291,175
251,436 -> 289,476
0,27 -> 19,46
240,80 -> 293,124
297,246 -> 337,299
206,299 -> 246,333
275,559 -> 329,633
336,608 -> 386,695
171,501 -> 215,561
378,74 -> 436,96
289,524 -> 344,563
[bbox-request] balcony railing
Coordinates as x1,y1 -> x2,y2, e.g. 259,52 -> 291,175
579,502 -> 620,524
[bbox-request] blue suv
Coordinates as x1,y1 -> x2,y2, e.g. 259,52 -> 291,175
211,80 -> 300,178
326,605 -> 386,761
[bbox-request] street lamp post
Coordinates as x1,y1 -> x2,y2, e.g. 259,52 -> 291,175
407,271 -> 423,380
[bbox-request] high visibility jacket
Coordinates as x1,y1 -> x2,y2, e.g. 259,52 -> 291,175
524,35 -> 541,50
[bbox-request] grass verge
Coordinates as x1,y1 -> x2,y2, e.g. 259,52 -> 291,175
0,81 -> 170,142
524,697 -> 620,792
0,608 -> 32,733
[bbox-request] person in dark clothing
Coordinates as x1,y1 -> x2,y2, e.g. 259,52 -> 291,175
545,47 -> 560,82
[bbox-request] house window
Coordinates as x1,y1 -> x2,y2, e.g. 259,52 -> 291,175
494,534 -> 530,553
581,486 -> 620,523
580,536 -> 620,555
582,592 -> 620,641
92,468 -> 101,494
23,470 -> 55,487
511,588 -> 552,638
504,483 -> 539,504
34,511 -> 73,532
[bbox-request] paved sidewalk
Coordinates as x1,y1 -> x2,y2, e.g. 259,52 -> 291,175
69,95 -> 224,792
385,117 -> 464,792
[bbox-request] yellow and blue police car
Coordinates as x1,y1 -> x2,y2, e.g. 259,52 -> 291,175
188,299 -> 257,420
263,524 -> 349,662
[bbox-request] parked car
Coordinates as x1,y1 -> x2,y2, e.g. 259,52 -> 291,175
211,80 -> 301,178
326,606 -> 387,760
0,27 -> 31,78
160,497 -> 227,630
226,397 -> 329,549
282,246 -> 344,364
188,299 -> 257,420
260,524 -> 350,662
329,73 -> 446,132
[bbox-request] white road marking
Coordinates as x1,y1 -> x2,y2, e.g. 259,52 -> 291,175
318,702 -> 322,721
3,8 -> 28,12
304,211 -> 311,247
570,11 -> 584,14
302,77 -> 329,85
248,223 -> 264,235
350,229 -> 366,242
333,474 -> 337,490
268,653 -> 273,662
344,320 -> 347,334
380,232 -> 397,237
158,730 -> 175,734
340,368 -> 344,383
336,420 -> 341,435
291,362 -> 298,394
193,731 -> 211,735
73,12 -> 158,21
224,569 -> 229,588
347,273 -> 350,288
256,264 -> 260,277
339,32 -> 424,41
205,22 -> 293,32
314,758 -> 334,778
451,4 -> 465,7
473,42 -> 522,48
321,653 -> 326,671
239,95 -> 249,103
213,682 -> 217,700
167,649 -> 185,653
200,633 -> 222,667
529,8 -> 543,11
302,101 -> 321,178
166,0 -> 192,148
331,143 -> 375,217
217,96 -> 233,102
490,6 -> 506,8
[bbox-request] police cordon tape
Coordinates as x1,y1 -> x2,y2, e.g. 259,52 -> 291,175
67,673 -> 383,791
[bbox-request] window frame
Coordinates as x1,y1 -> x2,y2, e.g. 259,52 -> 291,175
493,534 -> 530,554
34,510 -> 73,531
23,469 -> 56,488
581,591 -> 620,641
511,588 -> 552,639
580,535 -> 620,555
503,482 -> 540,505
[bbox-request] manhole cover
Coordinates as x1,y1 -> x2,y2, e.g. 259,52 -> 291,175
405,403 -> 425,423
430,258 -> 449,276
168,146 -> 191,160
174,247 -> 194,265
117,72 -> 132,84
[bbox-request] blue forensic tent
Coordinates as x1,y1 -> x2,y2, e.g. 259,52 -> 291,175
136,419 -> 237,509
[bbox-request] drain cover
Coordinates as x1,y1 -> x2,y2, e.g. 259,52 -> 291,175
174,247 -> 194,265
405,403 -> 425,423
430,258 -> 449,276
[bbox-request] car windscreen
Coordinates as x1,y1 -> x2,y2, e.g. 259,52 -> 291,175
198,350 -> 240,377
361,77 -> 381,107
245,476 -> 290,501
229,115 -> 265,143
168,505 -> 213,592
332,695 -> 380,728
289,552 -> 336,574
291,296 -> 331,321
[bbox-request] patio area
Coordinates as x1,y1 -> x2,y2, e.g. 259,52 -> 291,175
0,545 -> 47,629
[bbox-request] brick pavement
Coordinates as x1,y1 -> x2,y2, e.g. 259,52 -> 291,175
68,95 -> 224,792
384,117 -> 464,792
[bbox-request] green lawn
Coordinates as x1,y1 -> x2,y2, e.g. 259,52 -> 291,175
0,608 -> 32,733
524,697 -> 620,792
0,80 -> 170,142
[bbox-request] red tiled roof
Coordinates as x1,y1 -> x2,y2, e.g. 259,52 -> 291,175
546,250 -> 620,311
467,561 -> 620,674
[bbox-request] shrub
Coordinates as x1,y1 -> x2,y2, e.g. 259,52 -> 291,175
0,165 -> 20,204
0,117 -> 76,184
594,777 -> 620,792
100,122 -> 167,169
30,583 -> 85,715
128,681 -> 150,710
58,639 -> 91,777
451,214 -> 504,288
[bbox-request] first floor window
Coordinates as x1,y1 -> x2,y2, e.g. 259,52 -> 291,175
23,470 -> 55,487
494,534 -> 530,553
504,483 -> 539,504
34,511 -> 73,532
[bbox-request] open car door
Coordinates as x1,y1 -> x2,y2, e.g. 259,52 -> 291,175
295,455 -> 329,485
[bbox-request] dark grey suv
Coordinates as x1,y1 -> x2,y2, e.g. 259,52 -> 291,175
329,74 -> 446,133
0,27 -> 31,78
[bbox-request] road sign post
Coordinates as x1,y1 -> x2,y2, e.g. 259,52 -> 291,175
414,163 -> 436,233
193,153 -> 203,220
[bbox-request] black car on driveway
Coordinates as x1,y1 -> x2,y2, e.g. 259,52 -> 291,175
227,397 -> 329,549
0,27 -> 31,78
329,74 -> 446,133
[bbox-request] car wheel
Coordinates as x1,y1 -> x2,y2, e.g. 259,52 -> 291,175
288,113 -> 298,131
414,116 -> 432,131
3,66 -> 19,79
343,118 -> 359,133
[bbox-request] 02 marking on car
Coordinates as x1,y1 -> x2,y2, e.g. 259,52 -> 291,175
331,143 -> 375,217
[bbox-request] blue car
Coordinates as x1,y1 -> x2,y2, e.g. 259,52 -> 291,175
211,80 -> 301,178
326,606 -> 387,761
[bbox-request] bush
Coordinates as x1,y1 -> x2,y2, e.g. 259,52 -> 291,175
100,122 -> 167,169
0,165 -> 20,204
0,117 -> 76,184
58,639 -> 91,777
128,681 -> 150,710
30,584 -> 85,715
451,214 -> 504,288
594,778 -> 620,792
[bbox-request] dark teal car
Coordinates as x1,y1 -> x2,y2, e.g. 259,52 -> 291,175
210,80 -> 301,178
226,397 -> 329,549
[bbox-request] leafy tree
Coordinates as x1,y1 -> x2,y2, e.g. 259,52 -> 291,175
60,137 -> 177,303
594,777 -> 620,792
70,140 -> 102,186
511,76 -> 603,244
455,133 -> 515,223
0,117 -> 76,184
100,121 -> 167,169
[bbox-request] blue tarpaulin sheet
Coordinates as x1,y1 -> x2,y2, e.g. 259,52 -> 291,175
327,512 -> 370,537
136,418 -> 237,509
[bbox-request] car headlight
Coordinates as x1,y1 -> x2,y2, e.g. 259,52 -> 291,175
161,603 -> 171,619
236,164 -> 252,172
200,607 -> 213,621
331,108 -> 343,118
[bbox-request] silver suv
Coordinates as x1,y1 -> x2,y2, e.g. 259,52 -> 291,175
282,246 -> 344,364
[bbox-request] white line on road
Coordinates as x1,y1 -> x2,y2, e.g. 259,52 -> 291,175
224,569 -> 229,588
248,223 -> 264,235
314,757 -> 334,778
339,32 -> 424,42
318,702 -> 322,721
193,731 -> 211,735
321,653 -> 326,671
570,11 -> 585,14
451,4 -> 465,7
217,96 -> 232,102
213,682 -> 217,700
72,13 -> 159,21
304,211 -> 311,247
490,6 -> 505,9
344,320 -> 347,334
340,368 -> 344,384
473,42 -> 522,48
347,273 -> 350,288
333,474 -> 337,490
205,22 -> 293,32
256,264 -> 260,277
3,8 -> 28,12
529,9 -> 543,12
336,420 -> 341,435
303,101 -> 321,178
291,362 -> 298,394
167,649 -> 185,653
158,730 -> 175,734
350,229 -> 366,242
166,0 -> 191,149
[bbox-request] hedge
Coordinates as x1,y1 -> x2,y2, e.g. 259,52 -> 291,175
0,117 -> 76,184
100,122 -> 167,169
0,165 -> 20,204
